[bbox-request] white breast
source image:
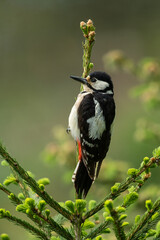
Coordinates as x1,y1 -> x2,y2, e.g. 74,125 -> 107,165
87,98 -> 106,140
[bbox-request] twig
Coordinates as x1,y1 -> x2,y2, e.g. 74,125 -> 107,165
83,157 -> 160,220
127,199 -> 160,240
84,220 -> 110,239
80,19 -> 95,78
0,144 -> 72,221
73,216 -> 83,240
0,185 -> 73,239
11,168 -> 29,198
32,208 -> 74,240
110,209 -> 126,240
0,184 -> 22,205
2,213 -> 50,240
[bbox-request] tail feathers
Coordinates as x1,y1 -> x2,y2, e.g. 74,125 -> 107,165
96,161 -> 103,178
72,160 -> 93,198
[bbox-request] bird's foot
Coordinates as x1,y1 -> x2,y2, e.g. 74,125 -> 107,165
66,127 -> 71,134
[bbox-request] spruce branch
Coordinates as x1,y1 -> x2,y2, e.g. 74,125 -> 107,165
83,156 -> 160,220
12,169 -> 29,198
84,220 -> 110,239
0,210 -> 49,240
0,184 -> 22,205
31,207 -> 73,240
0,186 -> 48,232
3,160 -> 29,198
16,198 -> 73,239
127,199 -> 160,240
80,19 -> 95,78
45,216 -> 73,240
104,199 -> 127,240
110,209 -> 127,240
0,184 -> 11,195
0,143 -> 72,221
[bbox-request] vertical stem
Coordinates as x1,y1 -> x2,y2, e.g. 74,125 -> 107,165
80,19 -> 96,91
82,37 -> 95,78
74,222 -> 81,240
74,214 -> 82,240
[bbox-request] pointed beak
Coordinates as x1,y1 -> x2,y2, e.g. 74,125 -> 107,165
70,75 -> 88,85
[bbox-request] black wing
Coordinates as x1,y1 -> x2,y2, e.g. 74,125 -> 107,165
77,92 -> 115,179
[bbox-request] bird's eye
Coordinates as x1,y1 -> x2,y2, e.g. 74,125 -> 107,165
91,77 -> 97,82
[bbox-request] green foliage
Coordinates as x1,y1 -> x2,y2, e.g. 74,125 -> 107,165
143,157 -> 150,165
127,168 -> 139,177
1,160 -> 9,167
25,198 -> 35,209
89,200 -> 97,210
37,178 -> 50,186
38,200 -> 47,212
3,142 -> 160,239
80,19 -> 95,78
111,182 -> 120,193
155,221 -> 160,237
18,193 -> 25,200
134,215 -> 141,224
50,237 -> 61,240
75,199 -> 87,214
145,200 -> 153,211
65,200 -> 75,213
95,237 -> 102,240
3,174 -> 18,186
116,206 -> 126,213
0,209 -> 6,218
45,209 -> 50,218
121,222 -> 129,227
104,199 -> 113,212
82,220 -> 95,230
39,183 -> 45,191
123,192 -> 139,207
16,204 -> 28,213
2,143 -> 160,240
0,234 -> 10,240
153,146 -> 160,158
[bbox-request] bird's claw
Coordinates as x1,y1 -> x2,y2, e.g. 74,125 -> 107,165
66,127 -> 71,134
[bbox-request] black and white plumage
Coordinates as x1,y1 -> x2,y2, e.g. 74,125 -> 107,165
68,71 -> 115,198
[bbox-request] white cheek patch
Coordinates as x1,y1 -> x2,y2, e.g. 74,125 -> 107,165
87,99 -> 105,140
93,81 -> 109,90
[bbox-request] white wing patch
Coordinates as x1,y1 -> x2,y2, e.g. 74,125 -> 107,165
87,98 -> 105,140
106,90 -> 113,95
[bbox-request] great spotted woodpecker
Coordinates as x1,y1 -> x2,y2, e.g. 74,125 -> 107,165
68,71 -> 115,198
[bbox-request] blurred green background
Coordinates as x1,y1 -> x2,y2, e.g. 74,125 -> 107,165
1,0 -> 160,239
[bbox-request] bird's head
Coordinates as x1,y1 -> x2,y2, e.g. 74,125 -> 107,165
70,71 -> 113,95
